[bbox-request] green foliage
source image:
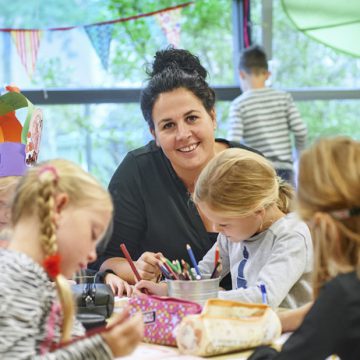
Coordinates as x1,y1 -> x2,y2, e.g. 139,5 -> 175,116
107,0 -> 233,84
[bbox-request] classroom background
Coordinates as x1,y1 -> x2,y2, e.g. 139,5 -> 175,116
1,0 -> 359,185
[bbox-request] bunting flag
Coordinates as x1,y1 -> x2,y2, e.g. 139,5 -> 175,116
84,23 -> 114,70
2,2 -> 193,75
11,30 -> 43,78
155,8 -> 182,48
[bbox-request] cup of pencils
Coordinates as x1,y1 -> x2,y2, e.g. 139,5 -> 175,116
167,276 -> 220,306
158,244 -> 221,306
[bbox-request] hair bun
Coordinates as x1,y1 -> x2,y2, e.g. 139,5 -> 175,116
148,46 -> 208,79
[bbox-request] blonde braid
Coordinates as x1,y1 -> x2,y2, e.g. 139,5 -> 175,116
37,172 -> 57,256
37,167 -> 74,342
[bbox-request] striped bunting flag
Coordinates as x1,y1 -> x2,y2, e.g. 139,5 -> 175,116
11,30 -> 43,78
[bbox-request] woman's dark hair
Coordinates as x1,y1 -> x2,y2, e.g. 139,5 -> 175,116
140,47 -> 216,129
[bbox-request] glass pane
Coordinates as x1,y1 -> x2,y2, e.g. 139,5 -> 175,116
0,0 -> 233,88
298,100 -> 360,144
249,1 -> 360,87
38,100 -> 232,186
272,1 -> 360,88
39,103 -> 150,185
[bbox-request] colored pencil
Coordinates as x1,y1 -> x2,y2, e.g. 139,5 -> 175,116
120,244 -> 142,282
210,260 -> 221,279
186,244 -> 201,278
120,243 -> 149,294
157,261 -> 172,279
161,259 -> 179,280
214,244 -> 220,267
259,283 -> 268,304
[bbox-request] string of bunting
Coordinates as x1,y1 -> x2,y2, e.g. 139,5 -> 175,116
1,1 -> 193,78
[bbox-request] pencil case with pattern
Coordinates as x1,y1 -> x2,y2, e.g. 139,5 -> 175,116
128,294 -> 202,346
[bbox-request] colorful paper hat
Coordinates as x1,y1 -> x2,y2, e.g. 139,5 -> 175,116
0,85 -> 43,177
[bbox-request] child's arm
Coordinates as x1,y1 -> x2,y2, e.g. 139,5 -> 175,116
286,93 -> 307,154
53,310 -> 143,359
277,302 -> 313,332
134,279 -> 168,296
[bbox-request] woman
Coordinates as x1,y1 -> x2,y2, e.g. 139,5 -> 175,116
94,48 -> 260,283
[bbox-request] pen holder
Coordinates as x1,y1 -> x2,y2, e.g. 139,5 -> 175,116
167,277 -> 220,306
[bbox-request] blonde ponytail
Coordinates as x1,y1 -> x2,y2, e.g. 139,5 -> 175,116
298,137 -> 360,297
276,177 -> 294,214
194,148 -> 293,217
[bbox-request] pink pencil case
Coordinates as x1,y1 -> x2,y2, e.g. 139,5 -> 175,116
128,294 -> 202,346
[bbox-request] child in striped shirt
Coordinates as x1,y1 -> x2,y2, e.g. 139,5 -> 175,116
228,45 -> 307,184
0,160 -> 143,359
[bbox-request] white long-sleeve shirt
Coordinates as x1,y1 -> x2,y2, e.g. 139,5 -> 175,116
198,213 -> 313,309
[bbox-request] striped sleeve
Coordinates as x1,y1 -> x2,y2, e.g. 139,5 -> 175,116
0,250 -> 113,360
286,93 -> 307,152
227,96 -> 244,143
45,335 -> 113,360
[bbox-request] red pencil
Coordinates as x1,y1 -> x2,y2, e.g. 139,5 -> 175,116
120,244 -> 149,294
214,244 -> 220,267
120,244 -> 142,282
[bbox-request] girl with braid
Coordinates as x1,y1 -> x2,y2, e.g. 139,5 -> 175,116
0,159 -> 143,359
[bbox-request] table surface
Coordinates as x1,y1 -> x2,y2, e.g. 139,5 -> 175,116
118,342 -> 253,360
114,297 -> 290,359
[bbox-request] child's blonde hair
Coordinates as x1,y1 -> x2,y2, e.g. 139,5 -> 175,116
11,159 -> 113,342
194,148 -> 293,217
0,176 -> 19,195
298,137 -> 360,297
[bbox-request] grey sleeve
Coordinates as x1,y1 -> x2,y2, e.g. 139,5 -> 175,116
198,235 -> 230,279
218,231 -> 311,308
0,293 -> 113,360
286,93 -> 307,153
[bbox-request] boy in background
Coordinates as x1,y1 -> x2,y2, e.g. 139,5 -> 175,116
228,45 -> 307,183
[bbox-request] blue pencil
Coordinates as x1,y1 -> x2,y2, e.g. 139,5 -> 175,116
186,244 -> 201,278
259,283 -> 268,304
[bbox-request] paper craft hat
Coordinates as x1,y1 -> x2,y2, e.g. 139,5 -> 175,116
0,85 -> 43,177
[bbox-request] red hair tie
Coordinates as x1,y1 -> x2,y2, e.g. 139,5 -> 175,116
43,253 -> 61,279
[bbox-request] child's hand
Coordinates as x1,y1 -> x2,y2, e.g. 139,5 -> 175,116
105,273 -> 133,297
134,280 -> 168,296
135,252 -> 163,282
102,310 -> 143,357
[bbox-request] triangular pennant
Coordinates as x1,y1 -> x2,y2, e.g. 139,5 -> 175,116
11,30 -> 43,79
155,8 -> 182,48
84,23 -> 114,70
